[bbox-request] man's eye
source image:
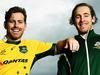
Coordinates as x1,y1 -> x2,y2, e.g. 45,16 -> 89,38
9,20 -> 14,23
84,13 -> 90,17
75,16 -> 80,19
84,15 -> 89,17
18,21 -> 23,23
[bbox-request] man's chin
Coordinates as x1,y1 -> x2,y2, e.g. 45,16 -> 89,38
79,30 -> 88,35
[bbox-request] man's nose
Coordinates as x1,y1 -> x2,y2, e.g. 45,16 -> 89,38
14,21 -> 19,27
80,16 -> 85,22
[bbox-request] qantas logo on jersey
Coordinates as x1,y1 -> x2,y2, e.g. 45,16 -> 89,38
3,59 -> 28,64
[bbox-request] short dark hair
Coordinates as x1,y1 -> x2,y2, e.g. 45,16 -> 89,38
4,6 -> 27,25
70,3 -> 98,25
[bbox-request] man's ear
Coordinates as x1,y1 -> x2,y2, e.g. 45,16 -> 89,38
92,16 -> 96,23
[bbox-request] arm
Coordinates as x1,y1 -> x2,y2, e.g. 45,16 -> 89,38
33,38 -> 79,62
56,37 -> 79,54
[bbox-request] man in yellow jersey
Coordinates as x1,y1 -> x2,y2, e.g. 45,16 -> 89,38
0,6 -> 79,75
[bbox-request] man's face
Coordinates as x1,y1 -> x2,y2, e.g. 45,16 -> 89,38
74,6 -> 95,35
5,12 -> 26,40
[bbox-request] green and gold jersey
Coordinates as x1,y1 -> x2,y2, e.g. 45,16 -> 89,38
0,40 -> 54,75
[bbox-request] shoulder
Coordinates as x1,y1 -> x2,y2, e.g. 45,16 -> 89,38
94,33 -> 100,39
0,40 -> 6,44
21,40 -> 53,46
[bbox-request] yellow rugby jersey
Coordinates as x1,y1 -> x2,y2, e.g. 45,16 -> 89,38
0,40 -> 54,75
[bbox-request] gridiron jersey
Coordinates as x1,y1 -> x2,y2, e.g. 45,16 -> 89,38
0,40 -> 54,75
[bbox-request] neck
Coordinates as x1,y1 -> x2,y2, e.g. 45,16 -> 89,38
80,27 -> 93,39
5,35 -> 21,42
80,34 -> 88,39
80,30 -> 90,40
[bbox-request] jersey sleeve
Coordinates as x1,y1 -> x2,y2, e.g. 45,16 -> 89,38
32,40 -> 56,62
